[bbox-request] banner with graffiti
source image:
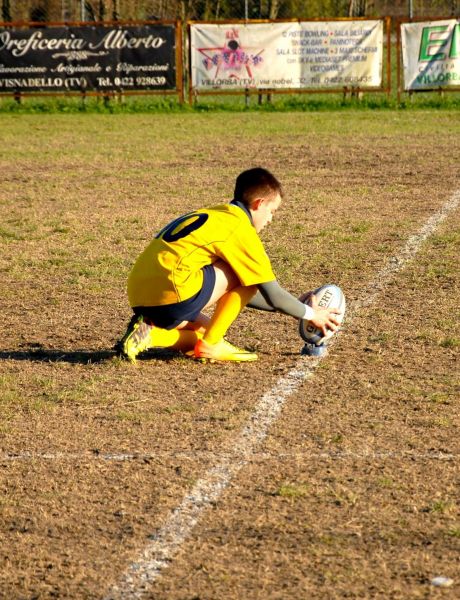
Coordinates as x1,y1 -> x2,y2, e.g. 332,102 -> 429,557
190,20 -> 383,91
401,19 -> 460,90
0,24 -> 177,93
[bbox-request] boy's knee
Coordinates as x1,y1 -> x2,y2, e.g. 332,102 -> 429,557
241,284 -> 258,302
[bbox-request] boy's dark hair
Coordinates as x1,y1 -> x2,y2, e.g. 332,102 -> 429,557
233,168 -> 283,207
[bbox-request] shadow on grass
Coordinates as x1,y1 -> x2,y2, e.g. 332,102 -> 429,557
0,348 -> 115,364
0,345 -> 180,364
1,344 -> 294,363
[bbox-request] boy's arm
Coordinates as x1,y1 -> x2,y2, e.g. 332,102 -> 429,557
249,281 -> 340,335
248,281 -> 303,316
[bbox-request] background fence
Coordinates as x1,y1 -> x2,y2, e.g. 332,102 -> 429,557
1,1 -> 459,23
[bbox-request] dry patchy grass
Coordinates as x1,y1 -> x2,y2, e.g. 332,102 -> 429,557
0,111 -> 459,599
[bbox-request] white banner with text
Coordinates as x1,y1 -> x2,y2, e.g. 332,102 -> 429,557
401,19 -> 460,90
190,20 -> 383,91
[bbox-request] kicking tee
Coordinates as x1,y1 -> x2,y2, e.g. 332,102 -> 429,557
128,201 -> 276,308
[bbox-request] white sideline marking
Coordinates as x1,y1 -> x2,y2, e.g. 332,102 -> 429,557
1,450 -> 456,462
109,190 -> 457,599
106,365 -> 319,600
347,188 -> 460,319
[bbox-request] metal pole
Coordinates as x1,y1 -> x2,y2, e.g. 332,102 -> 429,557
81,0 -> 86,22
245,0 -> 248,20
409,0 -> 413,19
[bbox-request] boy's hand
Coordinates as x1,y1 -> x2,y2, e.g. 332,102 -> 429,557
307,293 -> 341,336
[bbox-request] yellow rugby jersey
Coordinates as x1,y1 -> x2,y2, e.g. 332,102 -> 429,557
128,202 -> 275,308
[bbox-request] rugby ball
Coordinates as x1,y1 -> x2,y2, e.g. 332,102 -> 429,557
299,284 -> 345,346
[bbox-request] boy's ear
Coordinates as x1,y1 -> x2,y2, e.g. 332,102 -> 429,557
251,198 -> 264,210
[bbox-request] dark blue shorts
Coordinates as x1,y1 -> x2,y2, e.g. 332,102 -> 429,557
133,264 -> 216,330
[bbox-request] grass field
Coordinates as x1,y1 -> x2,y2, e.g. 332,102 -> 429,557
1,110 -> 459,599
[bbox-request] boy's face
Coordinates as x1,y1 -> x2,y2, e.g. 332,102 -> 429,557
251,193 -> 282,233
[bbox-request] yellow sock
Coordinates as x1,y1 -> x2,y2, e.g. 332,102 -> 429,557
149,327 -> 202,352
204,286 -> 256,345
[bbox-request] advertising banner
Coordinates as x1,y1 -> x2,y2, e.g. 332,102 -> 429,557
401,20 -> 460,90
190,20 -> 383,91
0,24 -> 177,93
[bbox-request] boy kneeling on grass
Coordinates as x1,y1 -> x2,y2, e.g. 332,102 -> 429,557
116,167 -> 339,363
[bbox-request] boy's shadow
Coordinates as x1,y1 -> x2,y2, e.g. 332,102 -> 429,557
0,343 -> 177,364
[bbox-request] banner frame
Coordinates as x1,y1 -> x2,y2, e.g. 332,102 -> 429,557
187,16 -> 391,104
0,19 -> 184,101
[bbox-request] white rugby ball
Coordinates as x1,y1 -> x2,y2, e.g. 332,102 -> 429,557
299,284 -> 346,346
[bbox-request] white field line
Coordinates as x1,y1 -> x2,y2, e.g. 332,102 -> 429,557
103,189 -> 460,600
346,188 -> 460,320
1,450 -> 456,462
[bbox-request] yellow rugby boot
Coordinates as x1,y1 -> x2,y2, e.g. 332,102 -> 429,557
193,338 -> 258,363
115,315 -> 154,363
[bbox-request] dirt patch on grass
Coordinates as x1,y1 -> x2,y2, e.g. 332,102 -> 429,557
0,112 -> 459,599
